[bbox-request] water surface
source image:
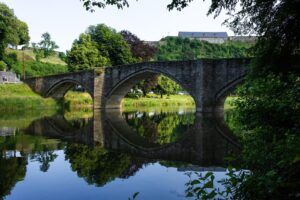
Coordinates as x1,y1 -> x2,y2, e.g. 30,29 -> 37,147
0,107 -> 239,200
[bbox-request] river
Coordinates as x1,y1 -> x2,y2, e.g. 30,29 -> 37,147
0,107 -> 239,200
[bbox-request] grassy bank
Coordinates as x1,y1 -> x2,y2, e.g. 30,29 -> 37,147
0,84 -> 60,111
0,84 -> 235,112
122,94 -> 195,107
64,91 -> 93,108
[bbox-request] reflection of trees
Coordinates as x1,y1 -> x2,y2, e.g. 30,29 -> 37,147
30,148 -> 58,172
65,143 -> 144,187
0,136 -> 27,200
0,156 -> 27,200
123,112 -> 195,144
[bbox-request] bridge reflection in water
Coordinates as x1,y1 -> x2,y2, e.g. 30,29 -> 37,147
26,110 -> 240,167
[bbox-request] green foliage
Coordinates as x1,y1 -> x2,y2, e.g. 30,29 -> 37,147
0,3 -> 30,59
58,52 -> 66,61
32,32 -> 59,60
0,156 -> 27,199
0,61 -> 6,71
156,37 -> 253,61
157,75 -> 182,95
124,111 -> 195,145
81,0 -> 129,12
66,24 -> 137,71
65,144 -> 132,186
220,74 -> 300,199
10,60 -> 67,77
66,34 -> 109,72
120,30 -> 156,62
87,24 -> 136,66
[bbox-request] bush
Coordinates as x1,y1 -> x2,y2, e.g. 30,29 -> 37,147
0,61 -> 6,71
10,60 -> 68,77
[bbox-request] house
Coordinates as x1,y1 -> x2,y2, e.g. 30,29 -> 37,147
0,71 -> 21,84
178,31 -> 228,44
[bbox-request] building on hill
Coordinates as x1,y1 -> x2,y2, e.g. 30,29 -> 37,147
178,31 -> 228,44
0,71 -> 21,84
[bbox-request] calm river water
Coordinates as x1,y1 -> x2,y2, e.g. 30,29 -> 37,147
0,107 -> 239,200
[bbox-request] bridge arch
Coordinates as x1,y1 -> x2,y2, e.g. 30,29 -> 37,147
105,68 -> 196,109
214,74 -> 246,112
45,79 -> 93,100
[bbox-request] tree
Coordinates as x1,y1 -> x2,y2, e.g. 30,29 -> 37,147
120,30 -> 158,96
15,20 -> 30,46
0,3 -> 30,59
120,30 -> 156,62
87,24 -> 136,66
66,34 -> 109,72
32,32 -> 59,60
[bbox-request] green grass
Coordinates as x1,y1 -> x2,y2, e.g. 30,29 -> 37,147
64,91 -> 93,108
0,84 -> 60,111
122,94 -> 195,107
6,48 -> 66,65
0,84 -> 236,113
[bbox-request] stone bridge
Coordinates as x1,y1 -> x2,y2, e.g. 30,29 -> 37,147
24,58 -> 250,112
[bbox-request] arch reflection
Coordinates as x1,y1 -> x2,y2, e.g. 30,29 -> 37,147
26,110 -> 240,166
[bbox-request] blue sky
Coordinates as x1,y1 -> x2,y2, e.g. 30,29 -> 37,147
2,0 -> 232,51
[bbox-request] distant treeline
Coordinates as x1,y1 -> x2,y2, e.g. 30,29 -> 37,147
155,36 -> 254,61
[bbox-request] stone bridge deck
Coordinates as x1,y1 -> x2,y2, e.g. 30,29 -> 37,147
24,58 -> 250,112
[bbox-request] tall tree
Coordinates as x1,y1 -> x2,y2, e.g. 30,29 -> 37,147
0,3 -> 30,59
87,24 -> 135,66
66,34 -> 109,72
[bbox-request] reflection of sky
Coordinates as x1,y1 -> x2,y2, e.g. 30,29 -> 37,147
4,150 -> 229,200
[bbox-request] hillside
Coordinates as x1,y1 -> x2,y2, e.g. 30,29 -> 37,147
3,48 -> 68,77
5,48 -> 67,65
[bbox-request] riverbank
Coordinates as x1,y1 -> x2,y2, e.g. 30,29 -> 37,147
0,84 -> 235,111
0,84 -> 60,111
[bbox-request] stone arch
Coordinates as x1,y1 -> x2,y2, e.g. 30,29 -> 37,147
46,79 -> 93,99
214,75 -> 246,112
105,68 -> 196,109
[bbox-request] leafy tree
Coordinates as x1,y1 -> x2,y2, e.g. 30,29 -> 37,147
120,30 -> 158,95
120,30 -> 156,62
87,24 -> 136,66
15,20 -> 30,46
66,34 -> 109,72
32,32 -> 59,60
0,3 -> 30,59
157,75 -> 182,96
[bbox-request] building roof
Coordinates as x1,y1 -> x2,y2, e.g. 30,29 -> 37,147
178,32 -> 228,38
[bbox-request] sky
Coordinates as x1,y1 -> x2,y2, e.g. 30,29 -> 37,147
1,0 -> 232,51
